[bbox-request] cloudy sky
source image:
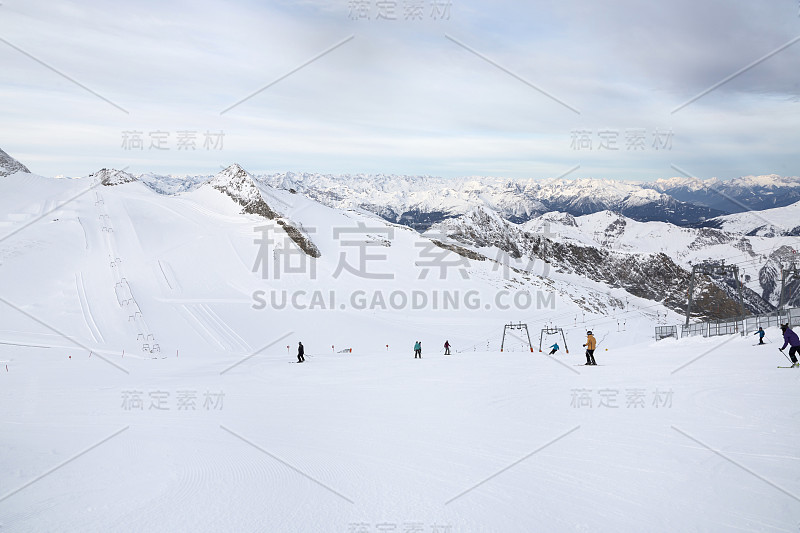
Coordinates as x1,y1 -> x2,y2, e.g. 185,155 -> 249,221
1,0 -> 798,180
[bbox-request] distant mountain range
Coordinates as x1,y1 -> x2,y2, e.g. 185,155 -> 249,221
2,147 -> 799,229
4,146 -> 800,319
254,172 -> 800,229
644,175 -> 800,214
258,173 -> 731,228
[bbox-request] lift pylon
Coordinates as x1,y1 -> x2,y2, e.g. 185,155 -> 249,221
500,322 -> 533,352
539,326 -> 569,354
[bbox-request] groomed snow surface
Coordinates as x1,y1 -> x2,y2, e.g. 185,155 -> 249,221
2,333 -> 799,532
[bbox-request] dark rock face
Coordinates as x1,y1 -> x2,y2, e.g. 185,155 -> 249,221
91,168 -> 138,186
431,209 -> 772,319
210,164 -> 320,258
0,148 -> 30,177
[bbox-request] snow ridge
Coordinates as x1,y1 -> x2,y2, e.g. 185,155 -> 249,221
209,164 -> 320,257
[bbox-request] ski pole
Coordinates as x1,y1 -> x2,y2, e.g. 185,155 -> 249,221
779,348 -> 792,363
596,332 -> 608,346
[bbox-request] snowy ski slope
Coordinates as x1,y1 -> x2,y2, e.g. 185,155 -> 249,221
0,171 -> 798,532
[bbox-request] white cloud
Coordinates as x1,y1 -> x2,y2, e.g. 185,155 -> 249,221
0,0 -> 797,179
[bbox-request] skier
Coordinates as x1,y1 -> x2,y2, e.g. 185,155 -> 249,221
582,331 -> 597,365
414,341 -> 422,359
548,342 -> 559,355
754,327 -> 765,345
444,340 -> 451,355
297,341 -> 305,363
779,324 -> 800,367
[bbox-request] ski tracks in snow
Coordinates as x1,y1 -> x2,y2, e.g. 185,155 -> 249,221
157,260 -> 177,291
179,303 -> 251,354
75,272 -> 104,344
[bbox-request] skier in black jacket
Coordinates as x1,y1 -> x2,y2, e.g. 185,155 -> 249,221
297,342 -> 305,363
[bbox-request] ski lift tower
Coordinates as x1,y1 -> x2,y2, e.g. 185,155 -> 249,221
500,322 -> 533,352
538,326 -> 569,353
779,261 -> 800,309
685,260 -> 744,326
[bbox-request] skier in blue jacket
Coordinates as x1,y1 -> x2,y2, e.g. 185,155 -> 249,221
779,324 -> 800,367
548,343 -> 559,355
754,327 -> 765,345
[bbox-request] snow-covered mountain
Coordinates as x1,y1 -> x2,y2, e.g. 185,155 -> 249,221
0,147 -> 30,177
524,178 -> 720,224
209,164 -> 281,219
90,168 -> 138,186
523,210 -> 799,309
206,164 -> 321,257
9,153 -> 793,317
758,245 -> 800,305
120,163 -> 800,313
261,173 -> 545,228
428,208 -> 776,317
134,170 -> 800,229
1,163 -> 659,357
702,200 -> 800,237
138,172 -> 210,194
258,173 -> 723,228
645,174 -> 800,213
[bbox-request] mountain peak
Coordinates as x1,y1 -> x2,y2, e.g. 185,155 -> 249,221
91,168 -> 138,186
208,163 -> 280,219
729,174 -> 800,189
523,211 -> 579,235
207,164 -> 321,257
210,163 -> 252,188
0,147 -> 31,177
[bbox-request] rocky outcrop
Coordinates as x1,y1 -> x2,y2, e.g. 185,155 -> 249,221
92,168 -> 138,186
0,148 -> 30,177
210,164 -> 320,258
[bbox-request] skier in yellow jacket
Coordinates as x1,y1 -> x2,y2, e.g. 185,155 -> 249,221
583,331 -> 597,366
